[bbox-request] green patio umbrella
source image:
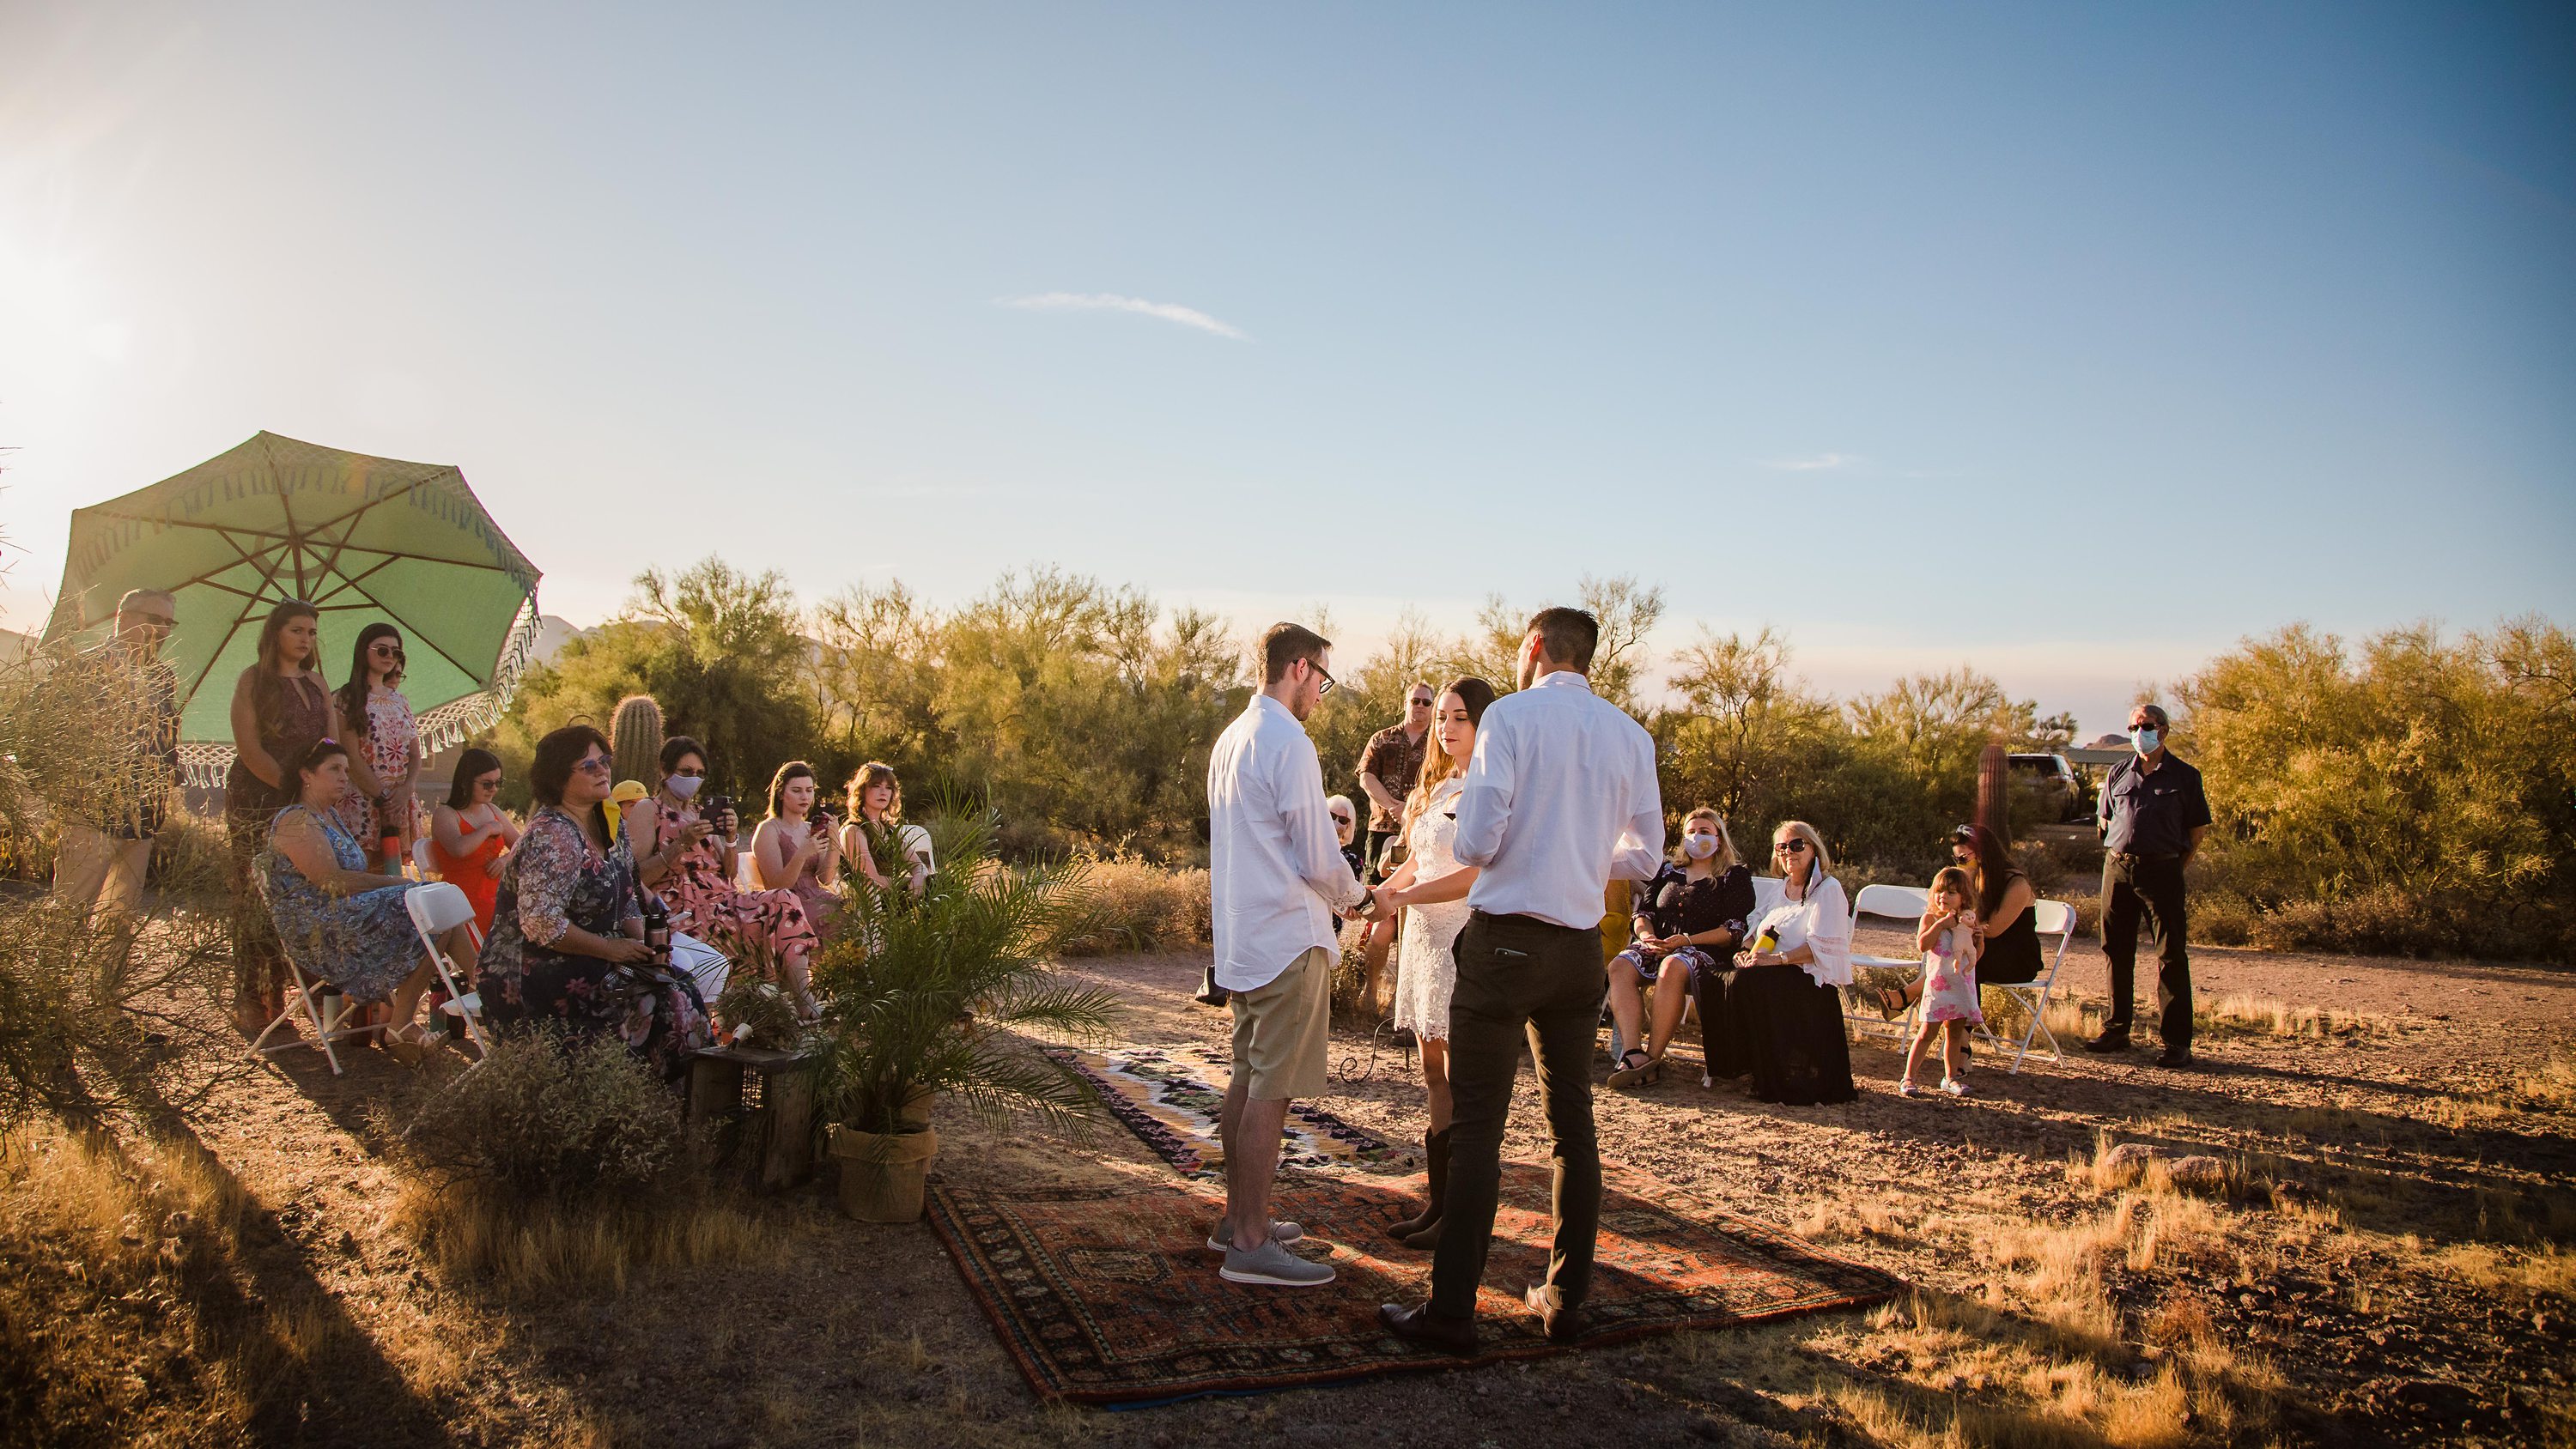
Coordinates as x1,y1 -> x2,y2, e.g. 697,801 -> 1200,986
41,431 -> 544,786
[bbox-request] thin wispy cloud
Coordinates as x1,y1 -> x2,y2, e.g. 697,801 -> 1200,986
1760,452 -> 1862,472
993,292 -> 1248,340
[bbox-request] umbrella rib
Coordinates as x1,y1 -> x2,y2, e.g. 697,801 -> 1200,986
324,572 -> 494,688
176,532 -> 301,706
259,434 -> 309,600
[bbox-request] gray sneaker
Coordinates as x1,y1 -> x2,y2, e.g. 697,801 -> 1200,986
1219,1236 -> 1335,1287
1206,1218 -> 1304,1252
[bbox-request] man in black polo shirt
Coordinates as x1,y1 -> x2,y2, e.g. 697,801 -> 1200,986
2089,702 -> 2211,1067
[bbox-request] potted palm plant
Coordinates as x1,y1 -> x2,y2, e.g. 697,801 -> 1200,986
811,805 -> 1122,1222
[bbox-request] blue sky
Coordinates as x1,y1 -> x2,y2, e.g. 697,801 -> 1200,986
3,2 -> 2570,735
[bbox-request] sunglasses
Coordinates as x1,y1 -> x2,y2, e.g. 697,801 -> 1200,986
1330,813 -> 1354,825
1773,840 -> 1810,854
370,640 -> 404,655
1408,696 -> 1433,707
1308,660 -> 1335,694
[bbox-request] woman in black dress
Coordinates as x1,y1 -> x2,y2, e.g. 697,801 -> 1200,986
1604,808 -> 1754,1087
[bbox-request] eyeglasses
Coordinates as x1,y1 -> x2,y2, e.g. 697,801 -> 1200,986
573,755 -> 613,774
1773,840 -> 1810,855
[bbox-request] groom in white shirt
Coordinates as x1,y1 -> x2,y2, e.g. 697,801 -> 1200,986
1376,607 -> 1663,1351
1205,622 -> 1373,1288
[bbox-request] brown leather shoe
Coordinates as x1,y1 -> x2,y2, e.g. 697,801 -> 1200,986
1377,1301 -> 1477,1355
1524,1285 -> 1583,1343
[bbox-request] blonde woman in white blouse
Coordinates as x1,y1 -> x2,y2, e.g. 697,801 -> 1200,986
1731,820 -> 1858,1104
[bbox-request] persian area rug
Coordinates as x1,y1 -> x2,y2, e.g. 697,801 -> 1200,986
927,1161 -> 1903,1405
1043,1045 -> 1415,1179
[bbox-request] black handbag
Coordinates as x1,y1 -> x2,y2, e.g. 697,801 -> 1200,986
1194,964 -> 1228,1008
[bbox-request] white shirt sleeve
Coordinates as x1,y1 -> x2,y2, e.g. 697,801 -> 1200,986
1451,711 -> 1513,868
1284,743 -> 1367,910
1611,731 -> 1665,882
1800,875 -> 1854,986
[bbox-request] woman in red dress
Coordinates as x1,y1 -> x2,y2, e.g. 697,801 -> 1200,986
628,736 -> 821,1020
430,747 -> 519,937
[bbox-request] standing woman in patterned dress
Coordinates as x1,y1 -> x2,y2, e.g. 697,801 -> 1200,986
331,624 -> 422,872
225,600 -> 351,1034
1369,676 -> 1496,1251
630,736 -> 822,1021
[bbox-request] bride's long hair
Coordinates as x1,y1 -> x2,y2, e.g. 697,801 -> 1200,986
1399,676 -> 1498,840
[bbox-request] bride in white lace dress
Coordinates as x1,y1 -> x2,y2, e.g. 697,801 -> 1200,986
1366,676 -> 1496,1249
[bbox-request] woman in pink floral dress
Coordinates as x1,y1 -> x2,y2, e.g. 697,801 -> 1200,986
628,736 -> 821,1020
333,625 -> 422,871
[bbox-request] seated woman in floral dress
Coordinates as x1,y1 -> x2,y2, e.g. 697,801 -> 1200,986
629,736 -> 821,1021
483,725 -> 710,1076
259,738 -> 476,1064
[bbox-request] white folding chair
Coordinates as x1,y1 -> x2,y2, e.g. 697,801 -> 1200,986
412,836 -> 440,882
1975,898 -> 2075,1072
1845,882 -> 1928,1041
246,879 -> 379,1076
405,882 -> 490,1059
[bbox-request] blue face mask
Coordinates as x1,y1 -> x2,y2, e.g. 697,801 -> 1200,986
2132,727 -> 2160,755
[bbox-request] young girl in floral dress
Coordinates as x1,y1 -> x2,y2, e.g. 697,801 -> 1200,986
1900,866 -> 1984,1097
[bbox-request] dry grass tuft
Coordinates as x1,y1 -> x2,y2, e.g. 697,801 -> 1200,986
1059,855 -> 1209,956
0,1124 -> 259,1446
2195,991 -> 2386,1040
392,1176 -> 774,1297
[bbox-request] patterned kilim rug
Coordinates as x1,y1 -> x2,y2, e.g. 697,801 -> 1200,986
927,1161 -> 1903,1405
1043,1045 -> 1417,1179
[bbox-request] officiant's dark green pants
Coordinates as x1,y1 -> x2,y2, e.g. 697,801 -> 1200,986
1431,908 -> 1605,1320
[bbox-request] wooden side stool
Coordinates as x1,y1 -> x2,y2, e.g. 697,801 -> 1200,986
687,1045 -> 821,1191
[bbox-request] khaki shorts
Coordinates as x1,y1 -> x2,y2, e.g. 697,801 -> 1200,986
1228,946 -> 1333,1101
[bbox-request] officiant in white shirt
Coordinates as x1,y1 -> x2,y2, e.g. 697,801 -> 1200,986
1374,607 -> 1662,1354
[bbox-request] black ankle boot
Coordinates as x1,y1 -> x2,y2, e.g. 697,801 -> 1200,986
1388,1128 -> 1449,1242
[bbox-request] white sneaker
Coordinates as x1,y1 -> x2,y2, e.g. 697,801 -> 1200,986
1206,1218 -> 1304,1252
1940,1077 -> 1969,1096
1219,1238 -> 1335,1287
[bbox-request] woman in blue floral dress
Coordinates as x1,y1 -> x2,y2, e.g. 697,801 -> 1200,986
259,739 -> 477,1063
482,725 -> 710,1077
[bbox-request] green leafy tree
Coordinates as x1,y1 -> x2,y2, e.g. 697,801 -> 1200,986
493,557 -> 818,804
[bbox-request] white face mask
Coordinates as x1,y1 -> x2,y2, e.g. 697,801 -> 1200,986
665,773 -> 703,800
1682,834 -> 1719,859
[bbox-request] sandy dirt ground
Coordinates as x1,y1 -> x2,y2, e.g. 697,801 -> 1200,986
71,931 -> 2576,1448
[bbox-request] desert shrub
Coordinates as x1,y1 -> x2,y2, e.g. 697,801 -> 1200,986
144,815 -> 232,901
388,1031 -> 688,1204
2178,619 -> 2576,962
1060,855 -> 1211,956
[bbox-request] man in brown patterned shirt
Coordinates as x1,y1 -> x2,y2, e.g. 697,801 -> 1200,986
45,589 -> 181,920
1353,683 -> 1434,1019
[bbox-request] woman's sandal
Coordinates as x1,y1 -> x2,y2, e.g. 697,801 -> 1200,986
380,1022 -> 430,1065
1608,1050 -> 1661,1088
1875,985 -> 1909,1020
